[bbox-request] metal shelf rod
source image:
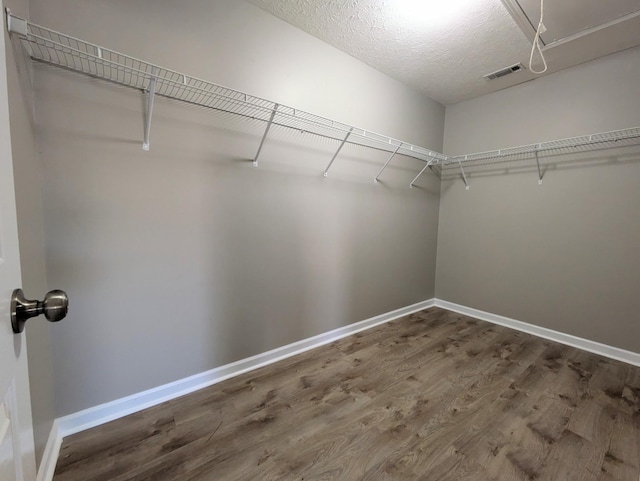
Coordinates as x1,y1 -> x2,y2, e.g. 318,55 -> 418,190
324,129 -> 353,177
142,67 -> 158,151
459,160 -> 470,190
535,148 -> 543,185
253,104 -> 278,167
374,144 -> 402,183
409,160 -> 432,188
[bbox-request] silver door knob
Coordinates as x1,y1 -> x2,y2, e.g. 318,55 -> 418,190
11,288 -> 69,333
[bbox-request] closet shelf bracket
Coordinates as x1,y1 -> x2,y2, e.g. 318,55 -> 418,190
142,67 -> 158,151
409,159 -> 433,188
324,128 -> 353,177
534,147 -> 543,185
374,144 -> 402,183
459,159 -> 470,190
253,104 -> 278,167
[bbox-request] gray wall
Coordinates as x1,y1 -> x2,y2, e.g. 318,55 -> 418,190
4,0 -> 55,467
438,46 -> 640,352
29,0 -> 445,415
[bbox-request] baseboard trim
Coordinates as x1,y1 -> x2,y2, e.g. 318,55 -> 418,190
434,299 -> 640,367
36,420 -> 61,481
57,298 -> 435,438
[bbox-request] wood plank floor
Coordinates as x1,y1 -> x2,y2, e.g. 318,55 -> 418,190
53,308 -> 640,481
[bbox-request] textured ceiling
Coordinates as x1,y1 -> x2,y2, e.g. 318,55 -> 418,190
247,0 -> 640,105
247,0 -> 532,105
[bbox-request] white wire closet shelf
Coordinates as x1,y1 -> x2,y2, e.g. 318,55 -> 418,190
447,127 -> 640,165
6,12 -> 640,188
443,126 -> 640,188
5,12 -> 447,185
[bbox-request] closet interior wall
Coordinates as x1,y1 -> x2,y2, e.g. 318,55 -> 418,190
28,0 -> 445,416
438,45 -> 640,353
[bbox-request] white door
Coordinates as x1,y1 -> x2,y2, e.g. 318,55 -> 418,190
0,3 -> 37,479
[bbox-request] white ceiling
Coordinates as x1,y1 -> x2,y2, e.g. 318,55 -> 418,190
247,0 -> 640,105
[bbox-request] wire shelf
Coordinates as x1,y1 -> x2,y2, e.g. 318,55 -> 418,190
8,14 -> 445,167
6,13 -> 640,187
441,126 -> 640,188
444,127 -> 640,167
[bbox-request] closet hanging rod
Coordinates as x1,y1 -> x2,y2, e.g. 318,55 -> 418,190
5,11 -> 445,166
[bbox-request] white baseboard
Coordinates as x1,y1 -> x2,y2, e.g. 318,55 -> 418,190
36,420 -> 61,481
57,299 -> 435,438
435,299 -> 640,367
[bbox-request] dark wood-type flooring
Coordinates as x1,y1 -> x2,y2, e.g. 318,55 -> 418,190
53,308 -> 640,480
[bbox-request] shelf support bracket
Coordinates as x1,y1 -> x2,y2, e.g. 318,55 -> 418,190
142,68 -> 158,151
253,104 -> 278,167
374,144 -> 402,183
458,160 -> 470,190
409,159 -> 434,188
323,128 -> 353,177
535,148 -> 543,185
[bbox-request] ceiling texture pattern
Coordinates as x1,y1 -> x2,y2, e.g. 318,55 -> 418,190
247,0 -> 640,105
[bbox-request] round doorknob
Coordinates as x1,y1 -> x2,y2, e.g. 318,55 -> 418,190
42,290 -> 69,322
11,288 -> 69,333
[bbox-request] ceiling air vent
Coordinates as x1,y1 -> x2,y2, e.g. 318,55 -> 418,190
484,63 -> 524,80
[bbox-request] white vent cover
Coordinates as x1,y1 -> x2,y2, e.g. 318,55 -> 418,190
484,63 -> 524,80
